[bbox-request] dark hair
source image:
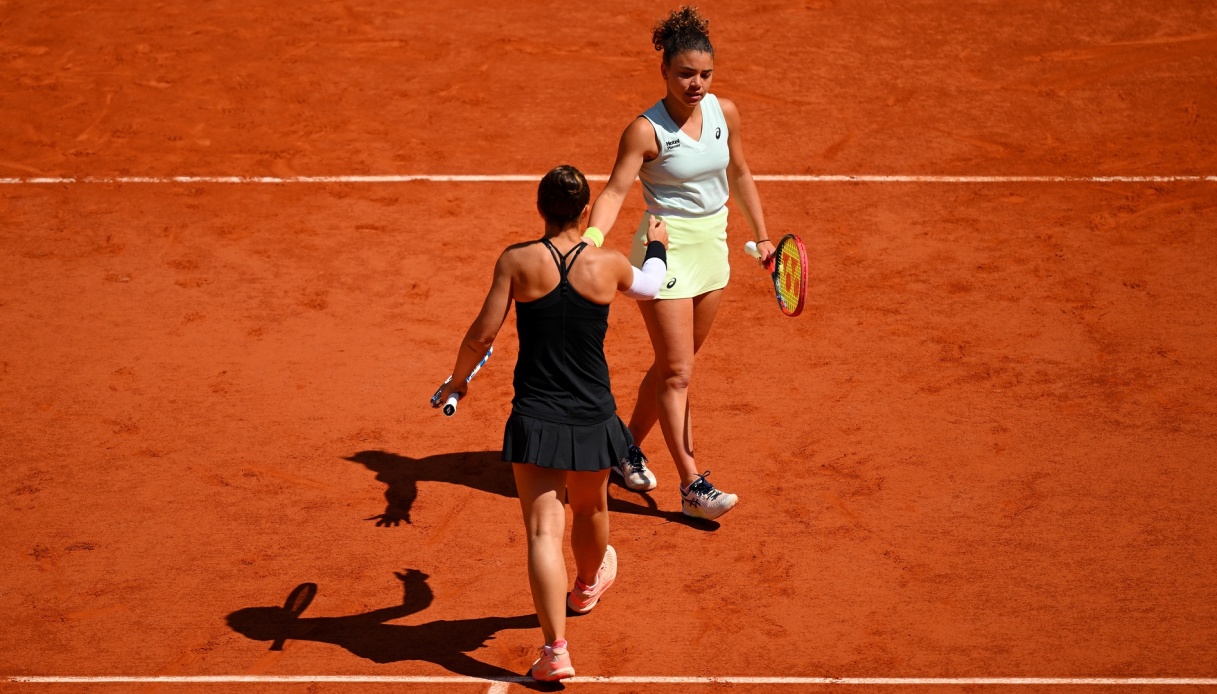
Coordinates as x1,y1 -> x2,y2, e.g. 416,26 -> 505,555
537,165 -> 590,227
652,6 -> 713,65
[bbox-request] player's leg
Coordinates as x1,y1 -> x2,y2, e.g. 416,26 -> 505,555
617,366 -> 659,491
512,463 -> 569,645
567,469 -> 610,584
626,363 -> 660,445
627,291 -> 722,446
566,468 -> 617,613
644,290 -> 736,519
641,297 -> 700,485
620,299 -> 691,492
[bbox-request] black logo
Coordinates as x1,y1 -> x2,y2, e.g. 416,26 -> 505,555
666,277 -> 677,289
665,138 -> 681,151
715,127 -> 721,139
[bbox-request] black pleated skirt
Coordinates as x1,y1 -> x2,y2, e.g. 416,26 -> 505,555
502,411 -> 633,472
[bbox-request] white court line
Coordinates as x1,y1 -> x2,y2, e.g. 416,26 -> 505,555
8,675 -> 1217,685
1,174 -> 1216,185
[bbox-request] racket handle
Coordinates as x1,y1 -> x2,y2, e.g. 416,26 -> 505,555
434,345 -> 492,416
430,377 -> 451,408
745,240 -> 777,272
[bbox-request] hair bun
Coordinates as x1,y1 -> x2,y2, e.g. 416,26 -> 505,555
651,6 -> 713,61
652,6 -> 710,50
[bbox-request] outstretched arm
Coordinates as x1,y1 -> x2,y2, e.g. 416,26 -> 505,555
587,117 -> 657,242
721,97 -> 775,264
353,569 -> 434,623
434,252 -> 513,405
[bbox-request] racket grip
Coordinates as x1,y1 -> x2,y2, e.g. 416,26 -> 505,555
744,241 -> 761,258
443,392 -> 461,416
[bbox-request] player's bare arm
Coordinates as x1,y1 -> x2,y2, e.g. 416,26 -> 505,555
587,117 -> 659,236
436,252 -> 513,403
720,97 -> 774,263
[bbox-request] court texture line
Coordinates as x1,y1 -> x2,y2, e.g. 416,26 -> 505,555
1,174 -> 1215,184
7,675 -> 1217,686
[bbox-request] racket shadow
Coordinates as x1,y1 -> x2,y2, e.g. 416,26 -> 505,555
226,569 -> 541,682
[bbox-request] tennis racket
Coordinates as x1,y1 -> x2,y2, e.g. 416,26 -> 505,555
269,582 -> 317,651
430,346 -> 493,416
745,234 -> 808,317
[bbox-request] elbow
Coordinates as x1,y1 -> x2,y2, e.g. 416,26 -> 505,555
728,160 -> 752,182
464,327 -> 496,353
623,257 -> 667,300
632,283 -> 661,301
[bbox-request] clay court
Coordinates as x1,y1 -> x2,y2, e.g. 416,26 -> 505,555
2,1 -> 1216,692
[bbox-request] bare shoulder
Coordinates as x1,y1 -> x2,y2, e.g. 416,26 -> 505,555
625,115 -> 655,138
497,240 -> 542,272
567,244 -> 632,299
623,116 -> 658,147
579,244 -> 632,274
716,95 -> 742,126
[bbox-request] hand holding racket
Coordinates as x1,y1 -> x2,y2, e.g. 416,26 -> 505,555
431,346 -> 493,416
745,234 -> 808,317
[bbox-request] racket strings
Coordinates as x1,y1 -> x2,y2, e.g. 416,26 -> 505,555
776,244 -> 803,309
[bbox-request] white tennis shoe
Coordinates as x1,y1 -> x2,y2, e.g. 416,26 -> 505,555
680,471 -> 737,520
613,445 -> 657,491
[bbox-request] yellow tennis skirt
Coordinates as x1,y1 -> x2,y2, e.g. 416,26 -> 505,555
628,207 -> 730,300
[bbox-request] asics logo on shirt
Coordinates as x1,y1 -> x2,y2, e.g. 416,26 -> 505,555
715,127 -> 721,139
664,138 -> 681,151
666,277 -> 677,289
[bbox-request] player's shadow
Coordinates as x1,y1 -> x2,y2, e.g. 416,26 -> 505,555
345,450 -> 513,527
607,477 -> 722,531
347,449 -> 719,531
226,569 -> 540,682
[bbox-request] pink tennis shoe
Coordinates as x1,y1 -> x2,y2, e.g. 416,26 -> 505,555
566,544 -> 617,614
530,638 -> 575,681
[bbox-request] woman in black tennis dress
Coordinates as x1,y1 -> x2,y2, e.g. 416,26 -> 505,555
434,165 -> 668,681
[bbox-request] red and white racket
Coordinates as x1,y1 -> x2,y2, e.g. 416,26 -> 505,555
745,234 -> 808,317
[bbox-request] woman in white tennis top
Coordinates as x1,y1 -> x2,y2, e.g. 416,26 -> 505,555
584,7 -> 774,521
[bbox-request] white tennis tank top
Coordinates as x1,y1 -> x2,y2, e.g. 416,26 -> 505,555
638,93 -> 730,218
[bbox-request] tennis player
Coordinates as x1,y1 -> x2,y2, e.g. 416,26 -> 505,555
583,7 -> 772,520
434,165 -> 668,682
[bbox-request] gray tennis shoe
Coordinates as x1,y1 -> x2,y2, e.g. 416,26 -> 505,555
613,445 -> 657,491
680,470 -> 738,520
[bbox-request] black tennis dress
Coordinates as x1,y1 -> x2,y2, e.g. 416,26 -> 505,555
502,240 -> 633,471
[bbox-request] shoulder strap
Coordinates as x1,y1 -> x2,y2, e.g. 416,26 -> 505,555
540,239 -> 587,281
540,239 -> 564,274
562,242 -> 589,276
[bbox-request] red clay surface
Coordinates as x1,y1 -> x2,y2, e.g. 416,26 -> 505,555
3,1 -> 1217,693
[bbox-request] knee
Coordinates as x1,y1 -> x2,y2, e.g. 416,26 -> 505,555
525,522 -> 564,548
523,507 -> 566,545
658,362 -> 693,391
570,499 -> 608,519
